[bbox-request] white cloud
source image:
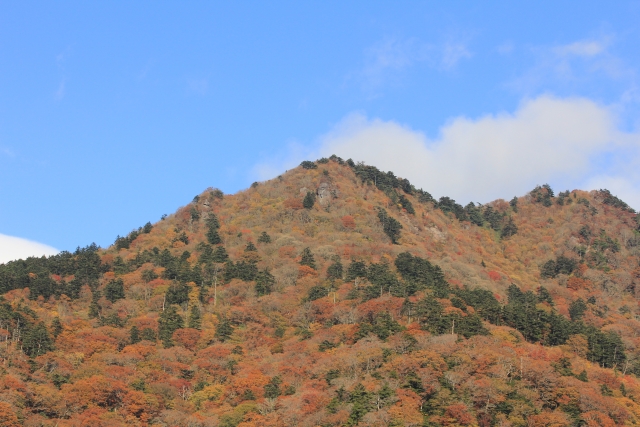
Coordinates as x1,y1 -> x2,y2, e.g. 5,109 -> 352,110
0,234 -> 59,264
554,40 -> 606,57
583,175 -> 640,209
441,42 -> 472,69
308,95 -> 640,207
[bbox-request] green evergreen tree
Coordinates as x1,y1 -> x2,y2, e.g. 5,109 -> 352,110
501,217 -> 518,238
303,191 -> 316,209
141,269 -> 158,282
465,202 -> 484,226
212,245 -> 229,263
255,269 -> 276,296
245,242 -> 257,252
165,282 -> 190,306
158,306 -> 184,347
142,222 -> 153,233
264,376 -> 282,399
215,317 -> 234,342
130,325 -> 141,344
212,246 -> 229,263
377,208 -> 402,244
188,305 -> 202,329
206,214 -> 222,245
326,259 -> 343,280
510,196 -> 519,212
576,370 -> 588,382
569,298 -> 587,321
190,206 -> 200,222
50,317 -> 63,338
104,278 -> 125,303
88,291 -> 101,319
257,231 -> 272,244
347,383 -> 372,425
141,327 -> 156,341
22,323 -> 54,357
300,247 -> 316,270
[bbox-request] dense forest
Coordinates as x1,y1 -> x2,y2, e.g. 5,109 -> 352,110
2,156 -> 640,427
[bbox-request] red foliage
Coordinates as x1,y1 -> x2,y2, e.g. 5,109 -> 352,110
341,215 -> 356,229
444,403 -> 473,425
487,271 -> 501,281
172,328 -> 201,350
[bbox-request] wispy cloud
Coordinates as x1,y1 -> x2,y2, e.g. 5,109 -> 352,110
441,42 -> 472,69
355,36 -> 472,94
554,40 -> 606,57
54,47 -> 72,101
508,36 -> 636,98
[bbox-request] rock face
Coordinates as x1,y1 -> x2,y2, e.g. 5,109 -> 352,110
316,182 -> 331,206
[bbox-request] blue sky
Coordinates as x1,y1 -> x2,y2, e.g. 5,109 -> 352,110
1,1 -> 640,260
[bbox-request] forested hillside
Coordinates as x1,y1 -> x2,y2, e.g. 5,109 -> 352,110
2,156 -> 640,427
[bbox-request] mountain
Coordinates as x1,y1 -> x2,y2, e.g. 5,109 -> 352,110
1,155 -> 640,427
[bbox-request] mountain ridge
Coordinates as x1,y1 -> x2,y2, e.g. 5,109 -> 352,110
1,156 -> 640,427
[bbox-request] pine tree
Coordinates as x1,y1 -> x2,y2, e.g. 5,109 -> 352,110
257,231 -> 272,244
510,196 -> 518,213
255,269 -> 275,296
50,317 -> 63,338
104,279 -> 125,303
188,305 -> 202,329
501,217 -> 518,238
215,317 -> 234,342
141,327 -> 156,341
377,208 -> 402,244
88,292 -> 101,319
264,376 -> 282,399
130,325 -> 141,344
212,246 -> 229,263
569,298 -> 587,321
245,242 -> 257,252
303,191 -> 316,209
22,323 -> 54,357
327,259 -> 343,280
206,214 -> 222,245
300,247 -> 316,269
158,306 -> 184,347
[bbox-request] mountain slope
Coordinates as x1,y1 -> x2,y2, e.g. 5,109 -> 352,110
1,156 -> 640,427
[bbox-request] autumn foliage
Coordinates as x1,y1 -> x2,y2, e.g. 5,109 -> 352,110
1,158 -> 640,426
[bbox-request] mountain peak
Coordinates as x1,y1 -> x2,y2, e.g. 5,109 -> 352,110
1,157 -> 639,426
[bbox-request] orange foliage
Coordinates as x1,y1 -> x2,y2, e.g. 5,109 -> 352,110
298,265 -> 318,278
172,328 -> 201,350
283,198 -> 303,210
567,277 -> 591,290
341,215 -> 356,229
5,159 -> 640,426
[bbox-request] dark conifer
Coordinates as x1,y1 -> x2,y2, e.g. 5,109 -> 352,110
300,247 -> 316,270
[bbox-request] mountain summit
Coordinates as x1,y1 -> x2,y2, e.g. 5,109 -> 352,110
1,156 -> 640,427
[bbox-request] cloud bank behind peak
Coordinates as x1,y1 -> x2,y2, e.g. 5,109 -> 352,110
255,95 -> 640,208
